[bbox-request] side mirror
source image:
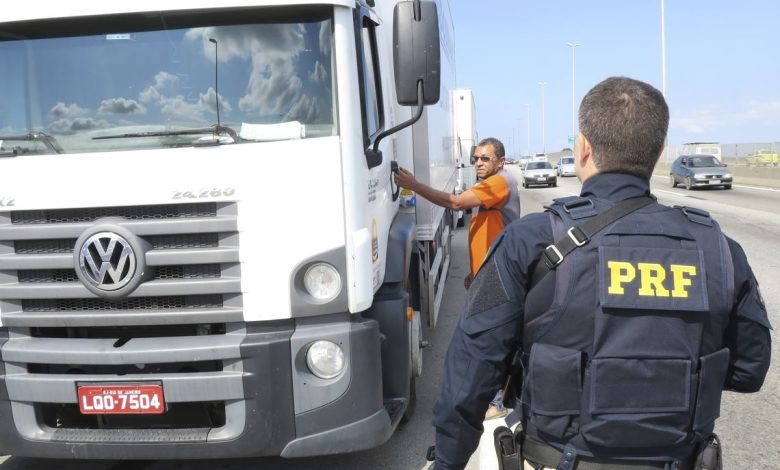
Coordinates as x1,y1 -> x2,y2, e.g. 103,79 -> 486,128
393,1 -> 441,106
370,1 -> 441,173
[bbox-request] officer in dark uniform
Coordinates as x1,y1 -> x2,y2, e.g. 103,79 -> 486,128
430,76 -> 772,470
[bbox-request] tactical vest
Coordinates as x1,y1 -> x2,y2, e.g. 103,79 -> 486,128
520,196 -> 734,462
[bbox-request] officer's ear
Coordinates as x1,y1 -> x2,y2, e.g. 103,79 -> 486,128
575,132 -> 591,165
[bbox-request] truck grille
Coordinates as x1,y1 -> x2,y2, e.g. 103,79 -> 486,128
0,202 -> 246,439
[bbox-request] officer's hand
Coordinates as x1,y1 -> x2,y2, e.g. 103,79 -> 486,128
394,167 -> 416,190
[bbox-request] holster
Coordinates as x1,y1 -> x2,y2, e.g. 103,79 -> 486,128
693,434 -> 722,470
494,425 -> 523,470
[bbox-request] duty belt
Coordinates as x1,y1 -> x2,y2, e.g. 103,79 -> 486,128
522,436 -> 693,470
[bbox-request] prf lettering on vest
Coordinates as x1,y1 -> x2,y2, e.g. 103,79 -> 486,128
607,261 -> 697,297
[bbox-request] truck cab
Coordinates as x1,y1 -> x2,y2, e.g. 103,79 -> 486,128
0,0 -> 458,460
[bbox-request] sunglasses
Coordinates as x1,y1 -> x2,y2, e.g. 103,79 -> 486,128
474,156 -> 498,162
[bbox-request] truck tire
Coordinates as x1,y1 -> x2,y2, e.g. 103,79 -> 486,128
685,177 -> 693,190
670,174 -> 677,187
401,378 -> 417,423
402,310 -> 423,424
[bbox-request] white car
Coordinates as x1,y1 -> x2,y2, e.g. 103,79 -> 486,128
522,161 -> 557,188
557,156 -> 576,177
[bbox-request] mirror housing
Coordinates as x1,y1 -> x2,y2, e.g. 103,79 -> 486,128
393,1 -> 441,106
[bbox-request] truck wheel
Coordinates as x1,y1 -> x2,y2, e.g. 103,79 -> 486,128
401,378 -> 417,423
402,310 -> 423,424
670,174 -> 677,187
685,177 -> 693,190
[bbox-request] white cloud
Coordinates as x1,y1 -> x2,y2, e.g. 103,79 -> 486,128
285,95 -> 320,123
159,96 -> 205,122
187,25 -> 309,117
239,59 -> 303,115
309,61 -> 328,83
735,100 -> 780,123
199,87 -> 233,115
139,71 -> 179,104
137,71 -> 216,122
671,100 -> 780,136
319,22 -> 331,56
99,98 -> 147,115
49,102 -> 88,119
48,117 -> 110,134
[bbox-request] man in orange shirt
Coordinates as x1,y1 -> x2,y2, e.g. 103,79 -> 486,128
394,137 -> 521,285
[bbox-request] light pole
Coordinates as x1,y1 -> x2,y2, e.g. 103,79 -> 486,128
660,0 -> 666,98
525,104 -> 531,157
567,43 -> 581,140
660,0 -> 668,160
538,81 -> 546,154
208,38 -> 221,132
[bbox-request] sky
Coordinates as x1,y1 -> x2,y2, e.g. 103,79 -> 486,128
448,0 -> 780,157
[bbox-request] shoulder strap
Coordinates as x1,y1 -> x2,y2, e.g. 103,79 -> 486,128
531,196 -> 656,284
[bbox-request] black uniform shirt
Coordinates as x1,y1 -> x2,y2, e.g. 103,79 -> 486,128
431,172 -> 772,470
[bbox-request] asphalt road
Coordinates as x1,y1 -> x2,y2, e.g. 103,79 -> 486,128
1,167 -> 777,469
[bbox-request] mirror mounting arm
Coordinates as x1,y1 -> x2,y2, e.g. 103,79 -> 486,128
373,80 -> 424,154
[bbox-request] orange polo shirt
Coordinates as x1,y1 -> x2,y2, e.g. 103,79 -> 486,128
468,174 -> 510,276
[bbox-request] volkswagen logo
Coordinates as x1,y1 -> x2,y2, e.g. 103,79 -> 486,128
78,232 -> 137,291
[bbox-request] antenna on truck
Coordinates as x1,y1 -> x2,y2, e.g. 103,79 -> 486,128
209,38 -> 221,135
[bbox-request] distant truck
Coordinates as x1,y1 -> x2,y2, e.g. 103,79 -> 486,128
682,142 -> 722,161
745,149 -> 780,166
0,0 -> 463,461
452,88 -> 477,225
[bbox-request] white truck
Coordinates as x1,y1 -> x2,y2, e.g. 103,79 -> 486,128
0,0 -> 461,460
682,142 -> 722,160
451,88 -> 477,226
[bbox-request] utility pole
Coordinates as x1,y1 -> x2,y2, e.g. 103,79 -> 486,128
539,81 -> 547,154
525,104 -> 531,157
567,43 -> 581,139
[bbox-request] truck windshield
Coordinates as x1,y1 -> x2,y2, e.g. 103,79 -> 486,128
0,7 -> 337,155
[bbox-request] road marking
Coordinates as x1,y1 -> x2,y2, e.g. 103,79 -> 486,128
653,189 -> 706,199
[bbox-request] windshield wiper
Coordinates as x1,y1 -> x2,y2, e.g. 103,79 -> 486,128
0,131 -> 64,155
93,125 -> 238,142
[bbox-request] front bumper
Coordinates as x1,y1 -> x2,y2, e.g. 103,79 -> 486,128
0,316 -> 389,459
692,176 -> 732,187
524,175 -> 557,186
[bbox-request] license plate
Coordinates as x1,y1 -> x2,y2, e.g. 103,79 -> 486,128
710,179 -> 721,184
536,177 -> 547,181
77,383 -> 165,415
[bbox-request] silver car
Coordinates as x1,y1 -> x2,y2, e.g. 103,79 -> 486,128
522,161 -> 557,188
557,156 -> 576,177
670,154 -> 733,190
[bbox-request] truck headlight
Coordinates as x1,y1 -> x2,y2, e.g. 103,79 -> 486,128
306,340 -> 345,379
723,173 -> 732,179
303,262 -> 342,301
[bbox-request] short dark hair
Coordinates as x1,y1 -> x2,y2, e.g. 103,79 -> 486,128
578,76 -> 669,179
477,137 -> 505,159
